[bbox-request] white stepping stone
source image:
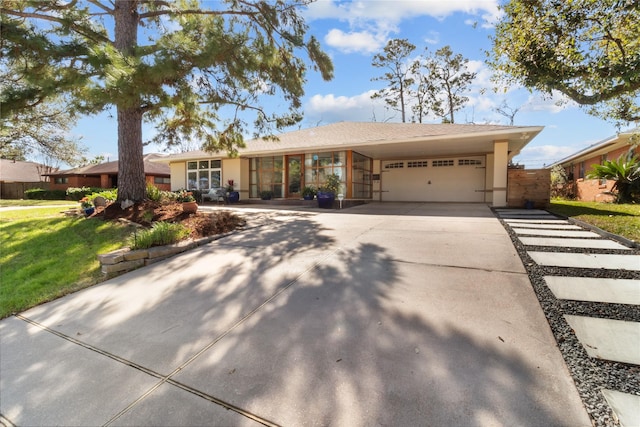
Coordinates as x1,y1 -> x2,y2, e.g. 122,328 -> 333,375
495,209 -> 550,215
499,215 -> 558,220
520,237 -> 631,250
529,252 -> 640,271
545,276 -> 640,305
513,228 -> 601,238
564,316 -> 640,365
601,389 -> 640,427
504,218 -> 569,224
509,223 -> 582,230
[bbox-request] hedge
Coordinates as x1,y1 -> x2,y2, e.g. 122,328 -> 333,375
24,188 -> 67,200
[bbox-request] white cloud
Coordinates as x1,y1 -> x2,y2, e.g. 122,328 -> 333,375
304,91 -> 394,124
307,0 -> 500,54
306,0 -> 500,26
324,29 -> 386,54
523,91 -> 578,114
423,31 -> 440,45
514,144 -> 581,168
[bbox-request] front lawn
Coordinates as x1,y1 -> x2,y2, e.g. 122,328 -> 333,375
0,207 -> 131,318
547,199 -> 640,244
0,199 -> 75,207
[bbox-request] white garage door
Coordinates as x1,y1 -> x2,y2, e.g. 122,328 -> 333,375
381,157 -> 486,202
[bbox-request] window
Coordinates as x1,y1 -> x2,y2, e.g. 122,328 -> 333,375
54,177 -> 68,184
187,159 -> 221,190
579,161 -> 585,179
432,159 -> 454,167
407,161 -> 428,168
304,152 -> 346,193
458,159 -> 482,166
154,177 -> 170,184
384,162 -> 404,169
352,152 -> 372,199
250,156 -> 284,198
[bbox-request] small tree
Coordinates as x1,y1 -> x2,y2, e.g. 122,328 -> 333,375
587,154 -> 640,203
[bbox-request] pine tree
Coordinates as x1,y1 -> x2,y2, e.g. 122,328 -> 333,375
1,0 -> 333,202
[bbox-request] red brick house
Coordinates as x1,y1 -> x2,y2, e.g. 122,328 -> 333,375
47,153 -> 171,191
548,128 -> 638,202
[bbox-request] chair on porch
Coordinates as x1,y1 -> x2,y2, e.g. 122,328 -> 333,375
201,187 -> 227,204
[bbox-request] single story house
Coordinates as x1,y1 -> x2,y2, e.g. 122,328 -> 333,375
0,158 -> 53,199
47,153 -> 171,191
548,127 -> 638,202
156,122 -> 544,207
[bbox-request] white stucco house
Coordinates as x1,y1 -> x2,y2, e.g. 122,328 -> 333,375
155,121 -> 544,207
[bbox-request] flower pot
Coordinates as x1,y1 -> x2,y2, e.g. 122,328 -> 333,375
317,191 -> 335,209
227,191 -> 240,203
303,194 -> 314,201
83,207 -> 95,216
182,201 -> 198,213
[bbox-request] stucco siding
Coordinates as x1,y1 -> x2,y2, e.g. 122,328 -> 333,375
170,162 -> 186,191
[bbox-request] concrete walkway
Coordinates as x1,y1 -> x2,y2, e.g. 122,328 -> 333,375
496,209 -> 640,427
1,203 -> 589,426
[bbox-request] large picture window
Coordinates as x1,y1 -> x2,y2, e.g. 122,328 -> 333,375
250,156 -> 284,198
187,160 -> 221,190
304,151 -> 346,193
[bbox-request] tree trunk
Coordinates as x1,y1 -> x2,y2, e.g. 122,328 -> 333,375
117,106 -> 146,202
114,0 -> 146,203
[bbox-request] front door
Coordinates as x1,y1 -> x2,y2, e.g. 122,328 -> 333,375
287,155 -> 302,198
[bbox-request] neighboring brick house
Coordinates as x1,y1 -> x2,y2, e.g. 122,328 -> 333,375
47,153 -> 171,191
548,128 -> 638,202
0,159 -> 55,199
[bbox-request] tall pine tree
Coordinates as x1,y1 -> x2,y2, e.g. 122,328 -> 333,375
1,0 -> 333,202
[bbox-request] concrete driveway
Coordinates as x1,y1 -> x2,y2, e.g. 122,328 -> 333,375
0,202 -> 589,426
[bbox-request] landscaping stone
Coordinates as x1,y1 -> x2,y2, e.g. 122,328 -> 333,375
123,249 -> 149,261
97,249 -> 128,265
147,241 -> 196,259
101,259 -> 144,274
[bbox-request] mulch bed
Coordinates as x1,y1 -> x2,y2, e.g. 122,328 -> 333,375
97,201 -> 245,239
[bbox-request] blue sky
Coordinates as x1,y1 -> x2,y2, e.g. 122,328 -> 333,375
71,0 -> 622,168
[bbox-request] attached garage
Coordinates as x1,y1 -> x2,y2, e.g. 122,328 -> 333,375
380,156 -> 486,202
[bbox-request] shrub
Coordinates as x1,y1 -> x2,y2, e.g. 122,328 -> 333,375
86,189 -> 118,202
146,184 -> 162,202
66,187 -> 105,201
24,188 -> 67,200
129,221 -> 189,250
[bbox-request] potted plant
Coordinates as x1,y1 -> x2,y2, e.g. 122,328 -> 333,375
302,185 -> 316,200
80,197 -> 95,216
260,190 -> 274,200
317,173 -> 340,209
226,179 -> 240,203
176,190 -> 198,213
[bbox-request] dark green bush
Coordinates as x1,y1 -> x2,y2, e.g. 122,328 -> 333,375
24,188 -> 67,200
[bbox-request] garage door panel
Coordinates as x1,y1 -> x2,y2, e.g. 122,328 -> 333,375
381,157 -> 485,202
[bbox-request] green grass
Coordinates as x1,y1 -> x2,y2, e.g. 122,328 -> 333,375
0,199 -> 76,207
0,207 -> 131,318
548,199 -> 640,243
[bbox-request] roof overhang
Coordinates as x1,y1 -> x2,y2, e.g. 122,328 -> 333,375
245,127 -> 543,160
154,123 -> 544,163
